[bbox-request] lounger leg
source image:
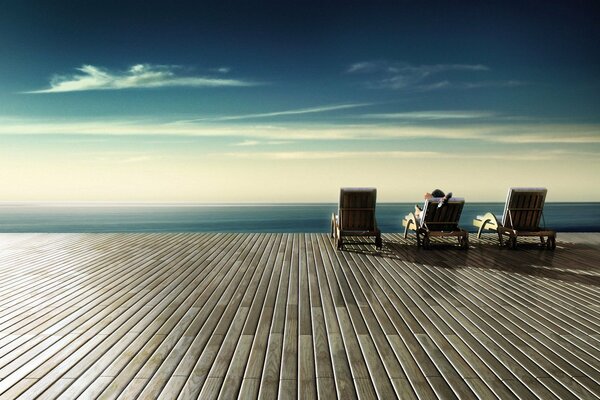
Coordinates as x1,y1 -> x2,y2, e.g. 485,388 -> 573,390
458,232 -> 469,249
422,234 -> 430,249
375,234 -> 382,250
546,234 -> 556,250
476,220 -> 488,239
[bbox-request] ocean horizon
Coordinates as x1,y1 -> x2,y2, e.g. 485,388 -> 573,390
0,202 -> 598,233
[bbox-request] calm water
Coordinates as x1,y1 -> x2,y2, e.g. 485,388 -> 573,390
0,203 -> 598,233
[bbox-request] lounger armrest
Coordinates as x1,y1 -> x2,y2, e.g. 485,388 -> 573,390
473,212 -> 500,238
403,212 -> 418,238
331,213 -> 338,237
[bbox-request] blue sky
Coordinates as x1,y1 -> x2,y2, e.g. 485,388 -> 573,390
0,1 -> 599,202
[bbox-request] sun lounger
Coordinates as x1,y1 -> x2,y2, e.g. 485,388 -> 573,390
473,187 -> 556,249
331,188 -> 382,250
402,197 -> 468,249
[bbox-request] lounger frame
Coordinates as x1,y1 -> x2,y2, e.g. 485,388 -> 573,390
403,198 -> 469,249
331,188 -> 382,250
473,188 -> 556,249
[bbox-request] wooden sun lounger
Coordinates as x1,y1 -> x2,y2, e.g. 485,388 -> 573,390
331,187 -> 382,250
473,187 -> 556,249
402,197 -> 468,249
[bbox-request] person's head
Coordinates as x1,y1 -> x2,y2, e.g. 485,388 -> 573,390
431,189 -> 445,198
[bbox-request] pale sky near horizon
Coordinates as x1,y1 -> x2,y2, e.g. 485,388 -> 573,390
1,1 -> 598,202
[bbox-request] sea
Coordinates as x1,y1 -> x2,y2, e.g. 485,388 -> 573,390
0,203 -> 598,233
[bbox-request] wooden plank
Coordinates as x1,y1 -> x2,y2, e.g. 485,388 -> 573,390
257,234 -> 293,399
240,233 -> 286,386
279,233 -> 298,398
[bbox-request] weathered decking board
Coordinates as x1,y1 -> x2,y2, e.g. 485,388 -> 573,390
0,233 -> 599,399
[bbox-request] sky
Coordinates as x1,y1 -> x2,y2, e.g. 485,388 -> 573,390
0,0 -> 598,202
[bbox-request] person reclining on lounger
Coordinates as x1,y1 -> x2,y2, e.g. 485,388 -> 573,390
415,189 -> 453,219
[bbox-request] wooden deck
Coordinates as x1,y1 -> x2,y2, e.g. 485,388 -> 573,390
0,233 -> 599,399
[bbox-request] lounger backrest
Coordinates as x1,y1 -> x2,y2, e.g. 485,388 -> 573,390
501,188 -> 547,230
339,188 -> 377,232
420,197 -> 465,231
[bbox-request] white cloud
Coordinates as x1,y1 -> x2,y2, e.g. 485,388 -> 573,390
26,64 -> 258,93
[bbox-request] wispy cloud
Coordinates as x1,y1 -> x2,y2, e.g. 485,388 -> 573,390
1,117 -> 598,144
83,151 -> 160,164
221,150 -> 441,160
347,61 -> 488,74
181,103 -> 372,122
490,134 -> 600,144
26,64 -> 259,93
461,80 -> 524,89
219,150 -> 576,161
362,111 -> 496,120
233,140 -> 260,146
346,61 -> 519,91
117,155 -> 156,163
232,140 -> 288,146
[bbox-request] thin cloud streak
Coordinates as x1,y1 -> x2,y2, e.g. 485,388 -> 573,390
83,151 -> 160,164
26,64 -> 259,93
232,140 -> 287,146
180,103 -> 372,122
362,111 -> 496,120
233,140 -> 260,146
347,61 -> 489,74
221,150 -> 441,160
416,80 -> 525,91
219,150 -> 574,161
